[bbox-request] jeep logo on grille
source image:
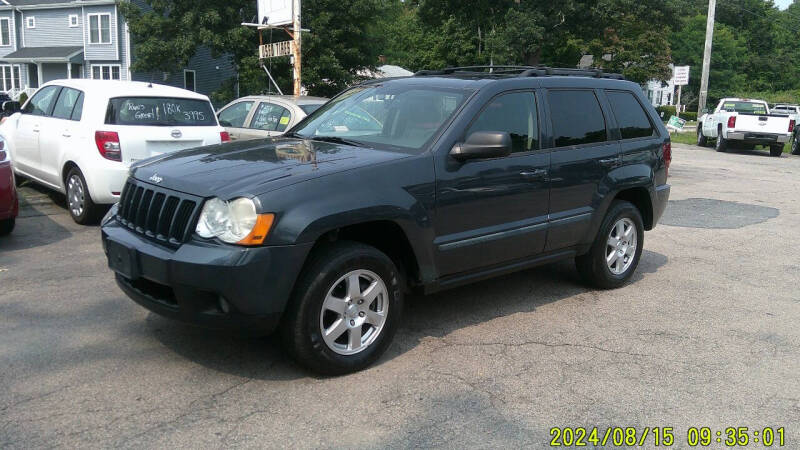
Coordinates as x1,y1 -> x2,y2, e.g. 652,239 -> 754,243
171,129 -> 182,138
149,174 -> 163,184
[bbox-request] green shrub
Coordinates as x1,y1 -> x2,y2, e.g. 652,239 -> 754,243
680,111 -> 697,121
656,105 -> 677,121
18,92 -> 28,106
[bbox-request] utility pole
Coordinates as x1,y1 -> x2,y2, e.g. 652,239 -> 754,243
292,0 -> 302,96
698,0 -> 716,115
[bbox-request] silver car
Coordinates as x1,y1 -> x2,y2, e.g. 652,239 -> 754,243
216,95 -> 328,141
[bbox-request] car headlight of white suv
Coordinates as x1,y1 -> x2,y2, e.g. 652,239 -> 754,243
195,197 -> 274,246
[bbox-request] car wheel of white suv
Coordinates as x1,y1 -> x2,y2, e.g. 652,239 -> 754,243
66,167 -> 102,225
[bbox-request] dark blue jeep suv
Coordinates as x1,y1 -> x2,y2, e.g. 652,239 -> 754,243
102,67 -> 671,374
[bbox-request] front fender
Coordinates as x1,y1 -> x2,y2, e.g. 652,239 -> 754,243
258,155 -> 437,281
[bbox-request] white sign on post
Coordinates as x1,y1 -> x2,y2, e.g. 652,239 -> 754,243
258,0 -> 293,26
673,66 -> 690,86
259,41 -> 294,59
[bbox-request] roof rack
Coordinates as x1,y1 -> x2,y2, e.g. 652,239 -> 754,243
414,65 -> 625,80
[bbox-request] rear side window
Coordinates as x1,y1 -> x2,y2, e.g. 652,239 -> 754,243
51,87 -> 82,120
71,92 -> 84,121
23,85 -> 61,116
467,91 -> 539,153
548,90 -> 608,147
218,101 -> 253,128
105,97 -> 217,126
251,102 -> 291,132
606,91 -> 655,140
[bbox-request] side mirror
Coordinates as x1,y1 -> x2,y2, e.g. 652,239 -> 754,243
450,131 -> 512,161
2,101 -> 20,114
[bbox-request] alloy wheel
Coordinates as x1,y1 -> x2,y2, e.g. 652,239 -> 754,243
319,269 -> 389,355
67,174 -> 85,218
606,218 -> 637,275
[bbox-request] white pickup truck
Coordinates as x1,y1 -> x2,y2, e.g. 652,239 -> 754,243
697,98 -> 794,157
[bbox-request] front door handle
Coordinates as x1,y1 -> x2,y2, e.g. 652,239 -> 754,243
598,157 -> 619,167
520,169 -> 548,180
62,132 -> 71,138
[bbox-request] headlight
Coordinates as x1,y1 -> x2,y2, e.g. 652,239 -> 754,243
196,197 -> 274,245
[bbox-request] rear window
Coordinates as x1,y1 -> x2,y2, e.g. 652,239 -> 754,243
720,101 -> 767,115
105,97 -> 217,126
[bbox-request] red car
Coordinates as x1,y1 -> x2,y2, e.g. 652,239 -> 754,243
0,136 -> 17,236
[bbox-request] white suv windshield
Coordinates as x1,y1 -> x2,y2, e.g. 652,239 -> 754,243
292,85 -> 470,151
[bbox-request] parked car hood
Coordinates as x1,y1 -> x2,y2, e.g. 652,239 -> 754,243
131,137 -> 411,198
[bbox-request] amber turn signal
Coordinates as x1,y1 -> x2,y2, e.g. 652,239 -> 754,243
236,213 -> 275,246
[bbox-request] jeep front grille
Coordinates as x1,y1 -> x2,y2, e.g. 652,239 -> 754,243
117,179 -> 201,246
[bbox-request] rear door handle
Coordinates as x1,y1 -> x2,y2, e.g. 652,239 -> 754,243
62,131 -> 71,138
520,169 -> 548,180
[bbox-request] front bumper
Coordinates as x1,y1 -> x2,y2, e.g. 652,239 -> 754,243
726,132 -> 790,144
102,210 -> 313,334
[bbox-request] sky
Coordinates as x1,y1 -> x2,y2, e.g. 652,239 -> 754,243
775,0 -> 792,10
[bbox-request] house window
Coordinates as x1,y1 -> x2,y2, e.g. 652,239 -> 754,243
69,15 -> 79,28
184,69 -> 196,92
91,64 -> 121,80
0,65 -> 22,91
26,17 -> 35,29
88,13 -> 111,44
0,18 -> 10,46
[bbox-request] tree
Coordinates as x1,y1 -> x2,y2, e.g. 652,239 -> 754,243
121,0 -> 387,99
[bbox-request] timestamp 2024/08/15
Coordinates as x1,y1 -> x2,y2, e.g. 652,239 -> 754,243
548,426 -> 785,447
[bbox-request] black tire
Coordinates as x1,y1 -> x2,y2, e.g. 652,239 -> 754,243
576,200 -> 645,289
65,167 -> 102,225
696,125 -> 707,146
770,144 -> 784,157
0,217 -> 14,236
280,241 -> 404,375
715,127 -> 727,152
792,137 -> 800,155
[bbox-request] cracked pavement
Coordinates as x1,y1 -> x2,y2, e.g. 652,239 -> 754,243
1,143 -> 800,448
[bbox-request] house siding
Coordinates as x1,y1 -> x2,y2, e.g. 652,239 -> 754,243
131,46 -> 236,101
20,7 -> 82,48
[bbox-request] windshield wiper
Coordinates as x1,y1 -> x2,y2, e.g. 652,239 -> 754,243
307,136 -> 365,147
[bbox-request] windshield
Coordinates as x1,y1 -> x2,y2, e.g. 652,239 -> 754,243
106,97 -> 218,126
292,84 -> 470,151
720,101 -> 768,115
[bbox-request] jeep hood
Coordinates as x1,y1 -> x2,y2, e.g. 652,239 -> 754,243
131,137 -> 410,198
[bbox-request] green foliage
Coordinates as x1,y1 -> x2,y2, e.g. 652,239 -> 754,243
123,0 -> 800,102
17,92 -> 28,106
681,111 -> 698,121
656,106 -> 677,121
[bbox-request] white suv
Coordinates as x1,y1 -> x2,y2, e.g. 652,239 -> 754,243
0,80 -> 229,224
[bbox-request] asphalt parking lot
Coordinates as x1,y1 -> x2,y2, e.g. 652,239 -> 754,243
2,142 -> 799,448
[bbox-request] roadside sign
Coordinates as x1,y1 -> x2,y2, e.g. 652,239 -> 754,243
667,115 -> 686,131
259,41 -> 294,59
673,66 -> 690,86
258,0 -> 292,26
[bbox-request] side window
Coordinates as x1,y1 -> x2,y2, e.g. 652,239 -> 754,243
606,91 -> 655,140
548,90 -> 608,147
217,101 -> 253,128
251,102 -> 291,132
466,91 -> 539,153
71,92 -> 85,121
51,88 -> 82,120
22,86 -> 61,116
